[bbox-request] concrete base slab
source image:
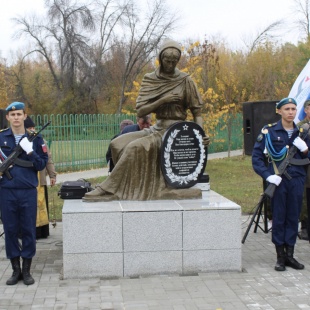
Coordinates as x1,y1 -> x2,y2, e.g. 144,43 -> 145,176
62,190 -> 242,279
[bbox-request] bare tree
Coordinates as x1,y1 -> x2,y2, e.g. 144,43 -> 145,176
14,0 -> 96,112
84,0 -> 131,112
13,15 -> 62,94
293,0 -> 310,40
242,20 -> 285,53
45,0 -> 95,102
115,0 -> 179,112
12,0 -> 179,113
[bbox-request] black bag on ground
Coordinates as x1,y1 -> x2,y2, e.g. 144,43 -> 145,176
58,178 -> 93,199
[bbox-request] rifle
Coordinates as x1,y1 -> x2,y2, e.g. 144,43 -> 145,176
0,121 -> 51,180
264,123 -> 310,199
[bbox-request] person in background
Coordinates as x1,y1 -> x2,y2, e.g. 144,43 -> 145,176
0,102 -> 48,285
105,119 -> 134,174
252,97 -> 310,272
297,99 -> 310,241
106,116 -> 152,174
121,115 -> 151,134
24,116 -> 57,239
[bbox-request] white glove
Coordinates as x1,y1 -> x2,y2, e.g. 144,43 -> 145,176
19,137 -> 33,154
293,136 -> 308,152
266,175 -> 282,186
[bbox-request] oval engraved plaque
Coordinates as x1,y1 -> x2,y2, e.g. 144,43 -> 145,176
161,121 -> 207,189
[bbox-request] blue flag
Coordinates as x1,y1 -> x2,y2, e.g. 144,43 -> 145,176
288,59 -> 310,123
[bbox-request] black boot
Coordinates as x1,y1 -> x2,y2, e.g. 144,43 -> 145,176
300,220 -> 309,240
275,245 -> 286,271
6,257 -> 22,285
285,245 -> 304,270
22,258 -> 35,285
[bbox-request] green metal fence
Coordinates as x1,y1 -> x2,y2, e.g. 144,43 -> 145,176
207,113 -> 243,153
30,113 -> 243,172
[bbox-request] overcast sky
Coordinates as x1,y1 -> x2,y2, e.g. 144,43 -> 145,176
0,0 -> 300,60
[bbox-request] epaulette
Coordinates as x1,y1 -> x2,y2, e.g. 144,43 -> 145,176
263,122 -> 277,129
0,127 -> 9,133
297,119 -> 308,127
257,122 -> 277,142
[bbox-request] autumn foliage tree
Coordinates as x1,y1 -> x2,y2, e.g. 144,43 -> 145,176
10,0 -> 177,114
0,64 -> 8,109
2,0 -> 310,154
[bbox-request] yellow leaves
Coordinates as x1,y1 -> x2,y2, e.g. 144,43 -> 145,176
186,41 -> 200,54
120,109 -> 135,115
133,81 -> 140,88
0,64 -> 8,109
124,80 -> 141,108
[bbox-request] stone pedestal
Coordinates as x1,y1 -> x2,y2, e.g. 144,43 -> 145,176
62,190 -> 242,279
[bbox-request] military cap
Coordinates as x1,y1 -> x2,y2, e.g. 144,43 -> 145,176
5,101 -> 25,112
276,97 -> 297,109
304,99 -> 310,108
24,116 -> 35,128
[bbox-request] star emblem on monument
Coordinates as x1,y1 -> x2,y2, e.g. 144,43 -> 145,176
183,124 -> 188,131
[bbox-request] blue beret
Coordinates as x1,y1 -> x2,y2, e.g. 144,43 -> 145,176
6,101 -> 25,112
276,97 -> 297,109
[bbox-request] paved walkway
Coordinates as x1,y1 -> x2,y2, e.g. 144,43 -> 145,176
1,218 -> 310,309
2,149 -> 310,309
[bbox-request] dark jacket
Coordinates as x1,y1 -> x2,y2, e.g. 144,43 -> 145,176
252,120 -> 309,180
0,128 -> 48,188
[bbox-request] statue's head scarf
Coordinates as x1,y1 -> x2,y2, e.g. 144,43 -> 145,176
158,39 -> 182,66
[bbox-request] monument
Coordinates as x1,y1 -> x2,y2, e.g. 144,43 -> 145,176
82,39 -> 209,202
62,39 -> 241,278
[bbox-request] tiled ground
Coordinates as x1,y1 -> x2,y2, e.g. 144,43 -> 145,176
1,216 -> 310,310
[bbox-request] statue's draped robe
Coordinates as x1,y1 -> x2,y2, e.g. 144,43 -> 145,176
99,68 -> 204,200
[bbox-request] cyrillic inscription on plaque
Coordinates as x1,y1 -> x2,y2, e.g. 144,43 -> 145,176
161,121 -> 207,188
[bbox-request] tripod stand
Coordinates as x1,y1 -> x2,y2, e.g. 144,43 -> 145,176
242,180 -> 271,244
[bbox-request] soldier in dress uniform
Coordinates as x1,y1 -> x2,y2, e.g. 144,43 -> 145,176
297,99 -> 310,241
252,97 -> 310,271
0,102 -> 48,285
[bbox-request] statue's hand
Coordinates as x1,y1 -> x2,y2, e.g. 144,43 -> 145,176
163,93 -> 181,104
202,135 -> 210,147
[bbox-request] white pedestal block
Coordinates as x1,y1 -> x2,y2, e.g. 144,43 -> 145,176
62,190 -> 242,279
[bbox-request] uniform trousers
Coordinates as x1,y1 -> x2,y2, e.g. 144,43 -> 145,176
306,188 -> 310,240
271,176 -> 305,246
0,188 -> 37,259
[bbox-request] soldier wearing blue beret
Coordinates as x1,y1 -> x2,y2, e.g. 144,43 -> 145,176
0,102 -> 48,285
252,97 -> 310,271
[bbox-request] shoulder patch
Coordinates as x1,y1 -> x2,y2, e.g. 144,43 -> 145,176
41,143 -> 47,153
257,133 -> 264,142
0,127 -> 9,133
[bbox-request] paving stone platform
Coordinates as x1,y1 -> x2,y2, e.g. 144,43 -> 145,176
1,216 -> 310,309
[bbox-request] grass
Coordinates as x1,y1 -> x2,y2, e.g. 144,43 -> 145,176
207,155 -> 263,214
48,155 -> 262,221
48,176 -> 107,221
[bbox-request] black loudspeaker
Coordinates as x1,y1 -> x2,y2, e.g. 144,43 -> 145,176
0,109 -> 8,130
243,101 -> 281,155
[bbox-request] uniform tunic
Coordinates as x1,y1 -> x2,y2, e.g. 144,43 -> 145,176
0,128 -> 48,259
252,121 -> 310,246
